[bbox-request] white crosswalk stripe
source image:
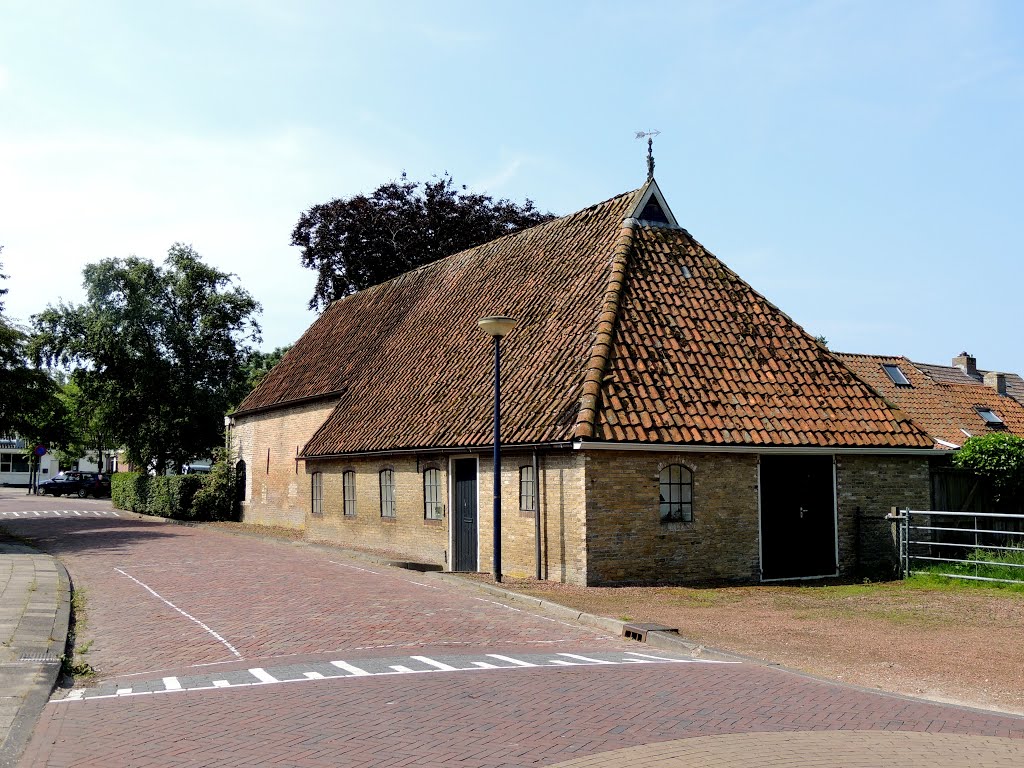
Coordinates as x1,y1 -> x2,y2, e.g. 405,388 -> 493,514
55,650 -> 738,703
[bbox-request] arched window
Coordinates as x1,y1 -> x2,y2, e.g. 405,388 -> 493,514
234,460 -> 246,504
343,470 -> 356,516
659,464 -> 693,522
423,468 -> 442,520
379,469 -> 396,518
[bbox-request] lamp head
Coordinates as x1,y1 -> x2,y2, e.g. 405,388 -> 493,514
477,316 -> 517,339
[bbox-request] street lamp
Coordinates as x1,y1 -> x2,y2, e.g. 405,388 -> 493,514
478,315 -> 517,583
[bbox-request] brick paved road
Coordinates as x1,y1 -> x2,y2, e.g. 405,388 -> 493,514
3,492 -> 1024,767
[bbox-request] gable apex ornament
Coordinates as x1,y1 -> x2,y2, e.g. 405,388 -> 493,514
635,130 -> 661,181
625,177 -> 679,228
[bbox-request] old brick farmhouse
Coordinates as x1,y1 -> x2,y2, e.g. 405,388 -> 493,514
231,180 -> 939,585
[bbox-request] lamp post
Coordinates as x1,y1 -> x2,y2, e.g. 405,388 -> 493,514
478,315 -> 517,583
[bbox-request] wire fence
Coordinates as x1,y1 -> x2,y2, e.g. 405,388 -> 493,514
892,508 -> 1024,585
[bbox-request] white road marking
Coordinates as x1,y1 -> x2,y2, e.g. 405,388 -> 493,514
410,655 -> 459,671
407,580 -> 443,590
249,668 -> 278,683
53,651 -> 740,704
328,560 -> 382,575
330,660 -> 370,676
114,568 -> 242,658
558,653 -> 614,664
486,654 -> 537,667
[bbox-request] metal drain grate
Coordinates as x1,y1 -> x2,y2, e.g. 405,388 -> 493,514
622,622 -> 677,642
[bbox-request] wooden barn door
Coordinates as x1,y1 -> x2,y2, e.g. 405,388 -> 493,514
760,455 -> 837,580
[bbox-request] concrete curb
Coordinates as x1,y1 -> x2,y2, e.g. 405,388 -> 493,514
0,553 -> 71,768
429,573 -> 742,662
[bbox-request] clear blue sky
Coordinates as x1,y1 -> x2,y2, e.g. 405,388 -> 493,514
2,1 -> 1022,375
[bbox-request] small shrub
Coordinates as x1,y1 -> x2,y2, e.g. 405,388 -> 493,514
953,433 -> 1024,504
190,451 -> 238,521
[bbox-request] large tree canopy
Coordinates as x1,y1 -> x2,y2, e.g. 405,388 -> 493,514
31,244 -> 261,474
292,173 -> 554,310
0,251 -> 60,437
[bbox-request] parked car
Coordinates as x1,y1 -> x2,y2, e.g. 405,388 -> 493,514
37,471 -> 111,498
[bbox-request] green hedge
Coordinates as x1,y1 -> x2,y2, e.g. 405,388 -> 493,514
111,473 -> 148,512
110,472 -> 236,521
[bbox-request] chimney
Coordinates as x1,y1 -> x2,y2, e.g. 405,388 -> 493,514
984,371 -> 1007,396
953,351 -> 978,378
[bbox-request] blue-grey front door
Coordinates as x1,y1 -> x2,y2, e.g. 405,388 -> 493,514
453,458 -> 478,571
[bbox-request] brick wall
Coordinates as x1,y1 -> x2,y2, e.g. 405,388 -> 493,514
582,450 -> 760,585
488,451 -> 587,585
835,454 -> 931,579
305,456 -> 449,566
294,450 -> 588,584
233,400 -> 337,529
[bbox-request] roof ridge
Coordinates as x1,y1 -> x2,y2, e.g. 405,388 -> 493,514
573,219 -> 637,439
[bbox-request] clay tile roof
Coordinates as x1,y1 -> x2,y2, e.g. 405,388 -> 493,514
272,190 -> 640,455
590,227 -> 933,448
836,353 -> 1024,447
237,182 -> 935,456
913,361 -> 1024,406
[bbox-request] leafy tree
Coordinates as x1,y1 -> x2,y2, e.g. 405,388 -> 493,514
241,344 -> 292,396
953,433 -> 1024,503
0,251 -> 60,437
32,244 -> 261,474
293,173 -> 554,310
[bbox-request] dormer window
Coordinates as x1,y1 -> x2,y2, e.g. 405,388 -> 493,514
976,408 -> 1005,427
882,364 -> 911,387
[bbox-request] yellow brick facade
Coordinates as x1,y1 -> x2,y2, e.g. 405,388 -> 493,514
233,400 -> 338,529
232,408 -> 933,586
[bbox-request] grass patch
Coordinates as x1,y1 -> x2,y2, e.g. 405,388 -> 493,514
909,544 -> 1024,594
62,586 -> 97,681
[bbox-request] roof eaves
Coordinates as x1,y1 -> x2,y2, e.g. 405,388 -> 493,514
231,390 -> 344,418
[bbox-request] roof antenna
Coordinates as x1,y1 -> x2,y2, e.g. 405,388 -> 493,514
635,130 -> 661,181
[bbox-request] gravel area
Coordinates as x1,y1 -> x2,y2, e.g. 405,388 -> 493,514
483,577 -> 1024,716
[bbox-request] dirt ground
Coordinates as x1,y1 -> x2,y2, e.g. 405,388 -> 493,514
487,577 -> 1024,716
199,522 -> 1024,716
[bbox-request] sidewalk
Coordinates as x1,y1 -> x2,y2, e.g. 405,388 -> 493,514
0,538 -> 70,768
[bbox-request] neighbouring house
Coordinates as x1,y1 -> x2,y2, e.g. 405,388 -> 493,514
836,352 -> 1024,449
837,352 -> 1024,513
0,435 -> 59,487
231,179 -> 940,585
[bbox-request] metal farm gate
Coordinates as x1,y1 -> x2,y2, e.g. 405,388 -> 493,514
893,509 -> 1024,585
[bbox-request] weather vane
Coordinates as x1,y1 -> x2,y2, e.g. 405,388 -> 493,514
635,130 -> 661,180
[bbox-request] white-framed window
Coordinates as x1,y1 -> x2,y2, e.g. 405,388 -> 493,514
0,454 -> 30,473
379,469 -> 396,518
423,468 -> 443,520
343,470 -> 356,516
519,465 -> 536,512
659,464 -> 693,522
311,472 -> 323,516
